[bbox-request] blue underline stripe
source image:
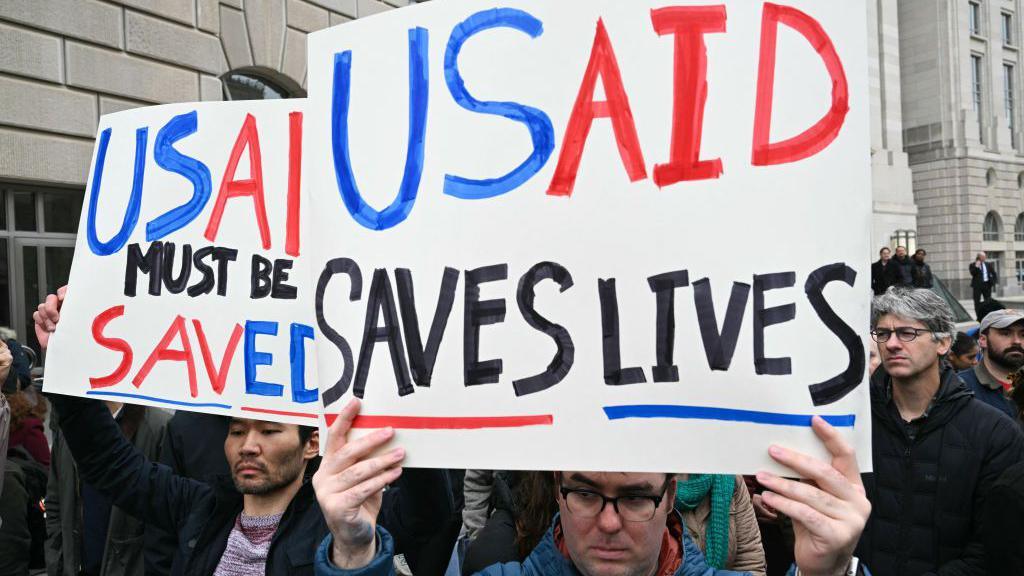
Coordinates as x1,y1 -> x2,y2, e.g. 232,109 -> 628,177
602,405 -> 856,427
85,391 -> 232,410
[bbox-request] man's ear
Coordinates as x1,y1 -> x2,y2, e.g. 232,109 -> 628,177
304,430 -> 320,460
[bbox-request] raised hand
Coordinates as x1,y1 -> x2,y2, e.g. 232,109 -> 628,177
756,416 -> 870,576
312,398 -> 405,569
33,285 -> 67,350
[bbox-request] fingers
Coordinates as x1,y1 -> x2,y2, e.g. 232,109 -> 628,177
324,398 -> 361,455
756,471 -> 846,521
766,442 -> 862,504
810,415 -> 863,487
56,285 -> 67,301
323,426 -> 399,477
751,493 -> 779,522
321,447 -> 405,495
337,466 -> 402,510
760,490 -> 832,535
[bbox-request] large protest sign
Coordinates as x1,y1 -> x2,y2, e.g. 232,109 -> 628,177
46,0 -> 871,473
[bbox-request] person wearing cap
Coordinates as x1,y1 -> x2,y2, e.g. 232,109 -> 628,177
860,287 -> 1024,575
957,309 -> 1023,422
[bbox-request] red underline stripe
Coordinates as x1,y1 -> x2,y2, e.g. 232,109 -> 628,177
241,407 -> 319,419
324,414 -> 554,429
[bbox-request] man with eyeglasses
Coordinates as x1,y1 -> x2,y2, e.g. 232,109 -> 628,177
857,286 -> 1024,575
311,398 -> 872,576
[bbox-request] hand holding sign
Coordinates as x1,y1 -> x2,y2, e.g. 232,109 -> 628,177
757,416 -> 870,576
34,285 -> 66,350
313,398 -> 405,569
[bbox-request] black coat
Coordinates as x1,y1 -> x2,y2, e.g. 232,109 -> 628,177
856,367 -> 1024,575
885,256 -> 913,287
50,395 -> 456,576
911,260 -> 933,289
982,460 -> 1024,573
871,259 -> 889,295
969,261 -> 996,289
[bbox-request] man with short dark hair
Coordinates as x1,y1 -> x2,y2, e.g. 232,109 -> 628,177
311,400 -> 872,576
871,247 -> 891,295
859,286 -> 1024,575
34,289 -> 455,576
885,246 -> 913,288
957,309 -> 1022,421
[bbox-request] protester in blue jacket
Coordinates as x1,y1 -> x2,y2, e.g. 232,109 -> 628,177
310,400 -> 872,576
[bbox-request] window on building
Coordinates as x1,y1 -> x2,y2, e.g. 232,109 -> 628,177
1007,63 -> 1017,147
222,70 -> 303,101
0,185 -> 81,360
985,210 -> 1003,241
1004,12 -> 1015,45
971,1 -> 983,36
1017,252 -> 1024,283
890,229 -> 917,253
1016,213 -> 1024,241
973,54 -> 986,143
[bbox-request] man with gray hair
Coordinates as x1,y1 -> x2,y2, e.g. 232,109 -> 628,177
856,286 -> 1024,575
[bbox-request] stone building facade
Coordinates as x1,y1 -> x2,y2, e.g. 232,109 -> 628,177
0,0 -> 416,355
898,0 -> 1024,298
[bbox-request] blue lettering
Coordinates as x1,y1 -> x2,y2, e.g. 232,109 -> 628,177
331,28 -> 429,231
443,8 -> 553,199
290,323 -> 317,404
148,110 -> 212,241
86,127 -> 147,256
244,320 -> 283,397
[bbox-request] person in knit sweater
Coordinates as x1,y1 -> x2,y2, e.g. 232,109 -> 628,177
675,474 -> 765,575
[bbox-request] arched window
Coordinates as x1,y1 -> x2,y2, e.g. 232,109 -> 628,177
985,211 -> 1003,241
1016,213 -> 1024,241
222,69 -> 304,101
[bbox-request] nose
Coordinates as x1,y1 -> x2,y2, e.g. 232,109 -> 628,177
595,500 -> 624,534
239,430 -> 262,456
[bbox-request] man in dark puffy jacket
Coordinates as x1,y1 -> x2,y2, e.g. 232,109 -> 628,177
859,286 -> 1024,575
885,246 -> 913,287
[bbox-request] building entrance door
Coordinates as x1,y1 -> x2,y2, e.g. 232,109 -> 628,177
13,237 -> 76,360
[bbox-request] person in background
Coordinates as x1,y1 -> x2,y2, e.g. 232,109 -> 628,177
981,458 -> 1024,573
871,247 -> 891,295
957,309 -> 1022,421
675,474 -> 765,574
970,252 -> 997,319
868,339 -> 882,375
0,339 -> 12,509
947,332 -> 980,372
860,286 -> 1024,574
3,375 -> 50,573
885,245 -> 913,287
910,249 -> 933,289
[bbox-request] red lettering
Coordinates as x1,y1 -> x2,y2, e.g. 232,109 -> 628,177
193,320 -> 243,395
285,111 -> 303,257
132,315 -> 198,397
651,6 -> 726,186
204,114 -> 272,248
751,3 -> 849,166
89,305 -> 133,389
547,19 -> 647,197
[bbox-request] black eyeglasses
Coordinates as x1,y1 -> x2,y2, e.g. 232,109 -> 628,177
870,327 -> 933,343
558,479 -> 671,522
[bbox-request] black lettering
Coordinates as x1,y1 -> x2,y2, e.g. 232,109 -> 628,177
395,267 -> 458,387
513,262 -> 574,396
647,270 -> 689,383
271,259 -> 298,300
805,263 -> 863,405
161,243 -> 192,294
692,278 -> 750,371
598,279 -> 647,385
251,255 -> 273,298
124,242 -> 164,297
464,264 -> 507,386
753,272 -> 796,375
316,258 -> 362,406
211,248 -> 238,296
188,246 -> 216,296
354,269 -> 413,398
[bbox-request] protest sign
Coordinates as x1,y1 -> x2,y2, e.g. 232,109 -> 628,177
46,0 -> 872,473
44,100 -> 322,425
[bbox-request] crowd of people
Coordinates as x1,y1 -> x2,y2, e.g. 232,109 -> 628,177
0,278 -> 1022,575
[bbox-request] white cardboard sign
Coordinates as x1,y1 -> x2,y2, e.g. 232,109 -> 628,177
46,0 -> 872,474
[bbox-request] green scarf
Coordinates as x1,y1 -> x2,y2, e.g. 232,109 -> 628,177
675,474 -> 734,569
